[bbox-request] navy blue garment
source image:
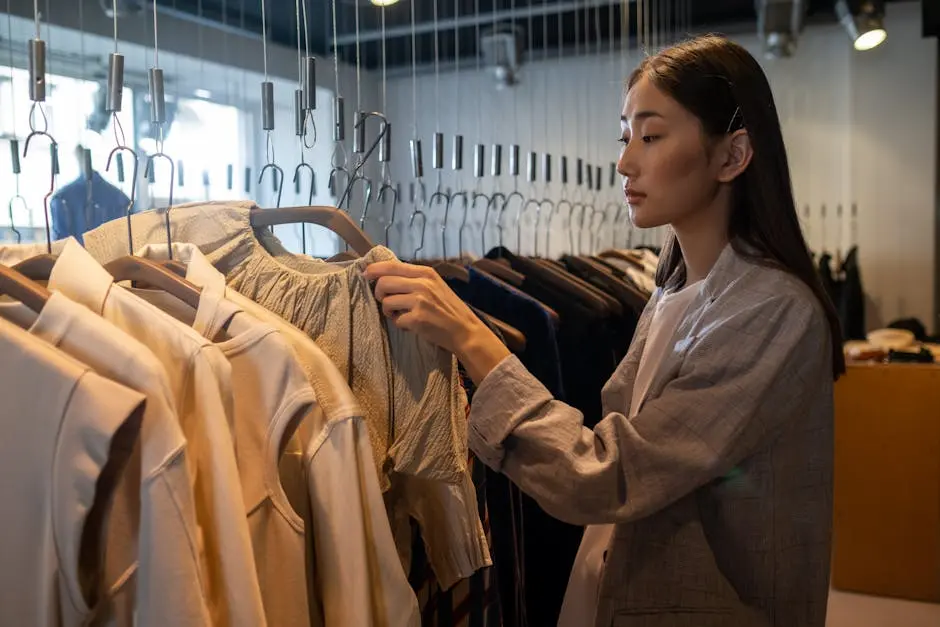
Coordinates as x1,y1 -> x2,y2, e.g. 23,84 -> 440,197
51,172 -> 131,244
448,267 -> 582,627
447,267 -> 565,399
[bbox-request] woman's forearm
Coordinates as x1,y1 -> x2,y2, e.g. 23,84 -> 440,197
455,320 -> 513,387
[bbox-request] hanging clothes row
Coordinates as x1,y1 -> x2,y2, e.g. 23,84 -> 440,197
0,196 -> 497,626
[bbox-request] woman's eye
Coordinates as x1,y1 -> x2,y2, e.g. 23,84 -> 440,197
617,136 -> 628,145
642,135 -> 659,144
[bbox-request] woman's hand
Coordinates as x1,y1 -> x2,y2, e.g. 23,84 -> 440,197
364,260 -> 511,385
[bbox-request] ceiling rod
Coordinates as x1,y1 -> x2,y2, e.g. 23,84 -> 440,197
330,0 -> 637,47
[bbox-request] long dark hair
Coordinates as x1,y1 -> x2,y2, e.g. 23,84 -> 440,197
629,34 -> 845,379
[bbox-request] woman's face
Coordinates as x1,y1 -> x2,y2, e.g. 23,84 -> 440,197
617,75 -> 723,230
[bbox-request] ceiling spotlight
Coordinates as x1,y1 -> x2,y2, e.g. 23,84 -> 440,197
370,0 -> 399,6
835,0 -> 887,51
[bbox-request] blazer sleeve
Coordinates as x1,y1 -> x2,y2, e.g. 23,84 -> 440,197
467,293 -> 830,526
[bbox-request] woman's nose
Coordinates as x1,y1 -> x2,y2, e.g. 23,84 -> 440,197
617,143 -> 636,179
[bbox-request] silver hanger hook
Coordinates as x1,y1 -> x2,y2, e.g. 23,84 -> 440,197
409,209 -> 427,259
481,191 -> 504,254
499,191 -> 524,251
145,151 -> 176,259
517,198 -> 541,256
473,191 -> 493,255
106,146 -> 140,255
378,181 -> 399,248
427,186 -> 450,258
258,163 -> 285,209
353,176 -> 374,231
24,130 -> 58,253
579,204 -> 595,255
540,198 -> 556,258
568,202 -> 584,255
7,196 -> 26,244
453,191 -> 471,259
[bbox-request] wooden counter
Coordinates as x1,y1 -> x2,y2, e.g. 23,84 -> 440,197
832,362 -> 940,602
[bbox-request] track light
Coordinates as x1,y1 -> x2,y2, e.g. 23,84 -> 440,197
835,0 -> 887,51
370,0 -> 399,5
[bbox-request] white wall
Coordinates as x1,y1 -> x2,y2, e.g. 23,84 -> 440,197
382,1 -> 937,333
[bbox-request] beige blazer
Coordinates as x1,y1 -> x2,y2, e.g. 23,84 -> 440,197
468,243 -> 834,627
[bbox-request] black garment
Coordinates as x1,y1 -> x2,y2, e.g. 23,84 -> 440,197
476,248 -> 635,627
448,266 -> 577,627
818,253 -> 840,307
839,247 -> 865,340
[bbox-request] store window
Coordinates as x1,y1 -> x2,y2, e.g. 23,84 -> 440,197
137,95 -> 245,208
0,67 -> 134,244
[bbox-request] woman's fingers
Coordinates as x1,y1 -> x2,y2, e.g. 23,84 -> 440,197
373,275 -> 423,301
364,260 -> 432,281
379,293 -> 416,317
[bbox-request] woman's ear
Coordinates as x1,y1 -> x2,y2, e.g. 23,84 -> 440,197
716,129 -> 753,183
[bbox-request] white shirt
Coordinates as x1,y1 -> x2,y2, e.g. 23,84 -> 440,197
0,291 -> 213,627
0,239 -> 266,627
0,316 -> 147,627
559,281 -> 703,627
136,242 -> 422,627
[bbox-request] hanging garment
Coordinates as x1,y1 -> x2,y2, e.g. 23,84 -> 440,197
135,241 -> 422,627
84,202 -> 491,589
838,246 -> 865,340
0,238 -> 266,627
0,316 -> 147,627
447,266 -> 581,627
125,279 -> 323,627
468,244 -> 834,627
50,172 -> 131,244
0,291 -> 211,627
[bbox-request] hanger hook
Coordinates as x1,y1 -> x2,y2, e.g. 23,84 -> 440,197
107,147 -> 140,255
454,191 -> 471,259
7,195 -> 27,244
499,191 -> 524,251
145,152 -> 176,259
516,199 -> 541,256
292,161 -> 316,254
23,130 -> 58,253
540,198 -> 556,258
378,181 -> 400,248
409,209 -> 427,259
480,191 -> 500,254
258,163 -> 285,209
428,188 -> 450,258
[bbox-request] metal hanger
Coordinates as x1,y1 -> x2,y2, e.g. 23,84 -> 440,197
378,176 -> 399,248
100,2 -> 200,308
409,207 -> 427,260
293,161 -> 316,253
11,131 -> 57,279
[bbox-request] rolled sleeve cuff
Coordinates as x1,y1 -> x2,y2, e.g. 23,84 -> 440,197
468,354 -> 554,470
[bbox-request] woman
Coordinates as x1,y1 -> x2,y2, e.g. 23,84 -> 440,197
365,35 -> 843,627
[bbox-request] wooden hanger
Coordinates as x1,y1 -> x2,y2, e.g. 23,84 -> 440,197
433,260 -> 471,282
469,305 -> 525,353
162,260 -> 189,277
0,263 -> 50,313
104,256 -> 202,310
472,258 -> 525,287
13,254 -> 58,281
598,248 -> 645,271
249,205 -> 375,257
